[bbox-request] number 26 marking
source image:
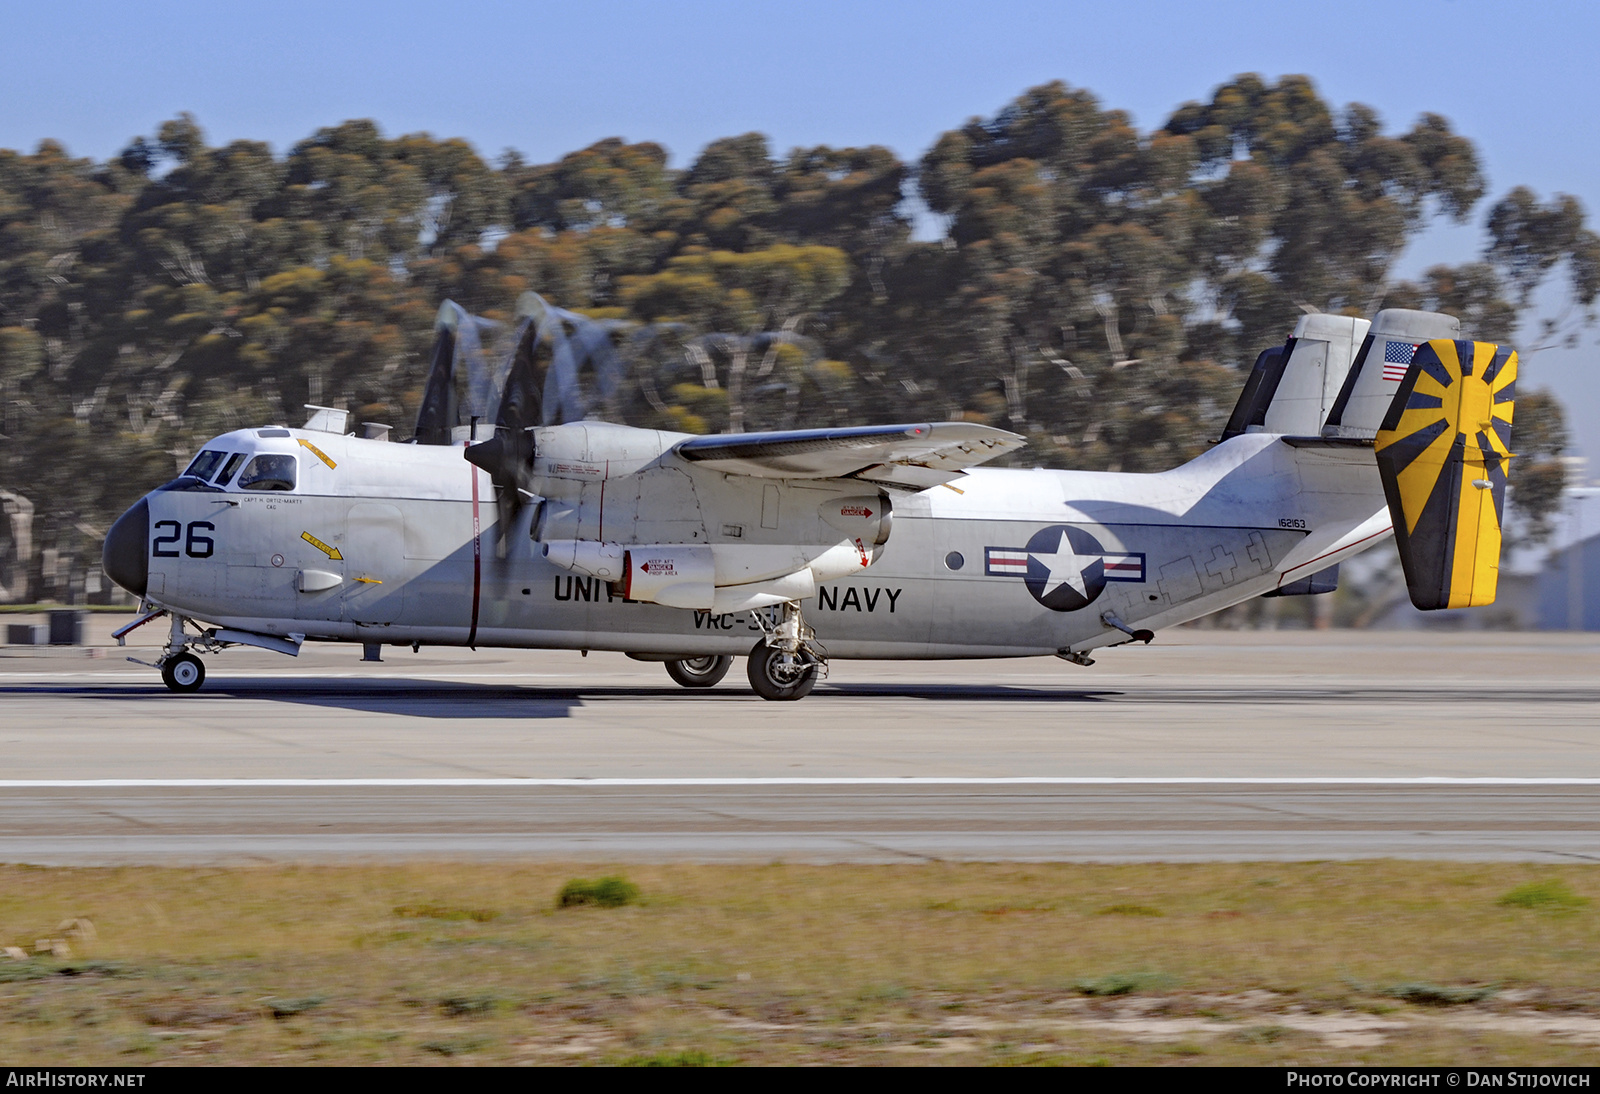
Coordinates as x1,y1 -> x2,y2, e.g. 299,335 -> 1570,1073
153,520 -> 215,558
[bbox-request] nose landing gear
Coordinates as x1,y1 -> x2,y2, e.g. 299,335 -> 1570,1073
150,611 -> 213,693
123,607 -> 304,693
131,611 -> 221,693
160,652 -> 206,692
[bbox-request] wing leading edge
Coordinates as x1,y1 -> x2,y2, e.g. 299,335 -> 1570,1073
673,422 -> 1025,488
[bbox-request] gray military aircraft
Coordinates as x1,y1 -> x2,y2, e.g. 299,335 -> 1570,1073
101,296 -> 1516,700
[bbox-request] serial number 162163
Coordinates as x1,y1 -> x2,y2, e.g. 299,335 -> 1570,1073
1278,517 -> 1307,529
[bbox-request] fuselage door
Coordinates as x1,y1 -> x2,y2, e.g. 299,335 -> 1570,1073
344,503 -> 405,624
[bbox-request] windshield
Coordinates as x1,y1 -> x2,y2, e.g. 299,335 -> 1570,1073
237,454 -> 297,491
215,452 -> 247,486
182,449 -> 229,482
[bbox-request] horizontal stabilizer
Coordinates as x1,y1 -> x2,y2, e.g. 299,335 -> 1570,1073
1263,564 -> 1340,597
674,423 -> 1024,487
1374,338 -> 1516,610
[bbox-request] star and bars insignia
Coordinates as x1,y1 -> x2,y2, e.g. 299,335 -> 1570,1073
984,525 -> 1145,613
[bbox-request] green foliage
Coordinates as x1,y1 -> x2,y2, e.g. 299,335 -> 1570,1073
1498,879 -> 1589,910
0,78 -> 1589,598
558,876 -> 641,909
0,961 -> 56,983
437,994 -> 500,1017
1506,390 -> 1573,545
1073,971 -> 1174,996
419,1036 -> 488,1056
1381,983 -> 1497,1006
265,995 -> 325,1019
0,326 -> 44,382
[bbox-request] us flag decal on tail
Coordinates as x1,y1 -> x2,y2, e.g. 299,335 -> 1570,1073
1382,341 -> 1418,382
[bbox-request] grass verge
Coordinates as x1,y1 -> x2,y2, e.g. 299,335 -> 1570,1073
0,861 -> 1598,1065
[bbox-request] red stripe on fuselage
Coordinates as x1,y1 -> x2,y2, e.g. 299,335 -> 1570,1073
468,461 -> 482,649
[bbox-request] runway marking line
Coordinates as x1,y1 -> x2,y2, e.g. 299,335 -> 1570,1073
0,672 -> 594,680
4,778 -> 1600,788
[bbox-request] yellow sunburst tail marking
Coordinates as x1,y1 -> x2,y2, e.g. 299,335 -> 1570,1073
1374,339 -> 1516,610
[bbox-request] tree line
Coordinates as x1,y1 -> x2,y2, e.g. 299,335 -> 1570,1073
1,74 -> 1594,602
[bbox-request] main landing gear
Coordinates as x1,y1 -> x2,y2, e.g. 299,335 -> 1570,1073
746,600 -> 825,702
664,655 -> 734,688
657,601 -> 828,700
746,642 -> 820,701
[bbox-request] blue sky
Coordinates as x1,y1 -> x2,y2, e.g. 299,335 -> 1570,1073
4,0 -> 1597,460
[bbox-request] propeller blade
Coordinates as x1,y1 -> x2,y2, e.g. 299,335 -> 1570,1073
411,302 -> 462,445
512,291 -> 629,426
465,428 -> 537,562
495,317 -> 543,432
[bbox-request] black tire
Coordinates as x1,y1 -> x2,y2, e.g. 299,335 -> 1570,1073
665,655 -> 734,689
160,652 -> 205,693
746,641 -> 819,701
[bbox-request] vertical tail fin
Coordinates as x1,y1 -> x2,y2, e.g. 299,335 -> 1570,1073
1221,314 -> 1369,439
1324,309 -> 1461,440
1374,339 -> 1517,609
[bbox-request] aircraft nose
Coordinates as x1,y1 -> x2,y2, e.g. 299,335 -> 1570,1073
102,497 -> 149,598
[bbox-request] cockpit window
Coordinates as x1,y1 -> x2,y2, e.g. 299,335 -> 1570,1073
237,454 -> 297,492
183,449 -> 229,482
215,452 -> 247,486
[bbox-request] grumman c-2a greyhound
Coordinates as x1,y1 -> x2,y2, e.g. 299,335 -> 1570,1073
101,295 -> 1516,700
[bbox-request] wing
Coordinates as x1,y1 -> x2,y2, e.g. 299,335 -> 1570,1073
673,423 -> 1025,488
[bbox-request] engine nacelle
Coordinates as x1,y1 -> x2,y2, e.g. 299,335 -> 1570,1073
820,494 -> 892,546
622,545 -> 716,610
541,539 -> 626,581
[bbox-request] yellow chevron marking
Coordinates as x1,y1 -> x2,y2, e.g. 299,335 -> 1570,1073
1393,425 -> 1456,534
1491,356 -> 1517,394
296,438 -> 337,470
301,531 -> 343,560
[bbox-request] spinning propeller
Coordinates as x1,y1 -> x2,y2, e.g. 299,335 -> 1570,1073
411,294 -> 628,560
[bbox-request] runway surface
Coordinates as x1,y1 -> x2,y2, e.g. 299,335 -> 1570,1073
2,627 -> 1597,862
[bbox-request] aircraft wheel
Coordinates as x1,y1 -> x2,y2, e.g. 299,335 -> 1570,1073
160,652 -> 206,693
746,642 -> 818,702
665,655 -> 734,689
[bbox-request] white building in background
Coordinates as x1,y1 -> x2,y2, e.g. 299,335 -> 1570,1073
1500,469 -> 1600,631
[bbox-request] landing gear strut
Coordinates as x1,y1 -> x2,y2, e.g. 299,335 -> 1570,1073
152,612 -> 214,693
665,655 -> 734,688
746,600 -> 826,701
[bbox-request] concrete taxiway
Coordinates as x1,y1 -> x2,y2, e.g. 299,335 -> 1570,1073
0,625 -> 1596,862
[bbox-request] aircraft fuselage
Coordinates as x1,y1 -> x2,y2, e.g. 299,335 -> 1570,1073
107,424 -> 1392,661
